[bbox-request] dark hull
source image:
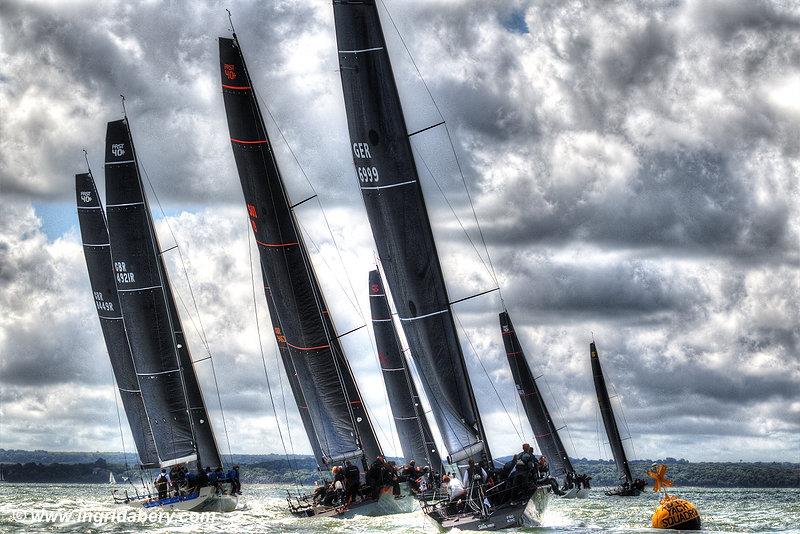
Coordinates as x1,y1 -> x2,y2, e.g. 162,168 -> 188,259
424,486 -> 549,531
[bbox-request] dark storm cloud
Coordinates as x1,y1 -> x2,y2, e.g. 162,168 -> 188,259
500,252 -> 705,320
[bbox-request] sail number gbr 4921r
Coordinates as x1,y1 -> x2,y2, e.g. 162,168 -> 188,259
353,142 -> 379,184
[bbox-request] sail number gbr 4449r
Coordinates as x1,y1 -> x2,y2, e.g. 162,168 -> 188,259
353,142 -> 379,184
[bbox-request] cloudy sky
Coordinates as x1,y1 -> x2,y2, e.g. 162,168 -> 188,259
1,0 -> 798,463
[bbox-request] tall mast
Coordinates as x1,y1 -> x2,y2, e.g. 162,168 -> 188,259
591,342 -> 634,484
333,1 -> 490,464
219,32 -> 382,468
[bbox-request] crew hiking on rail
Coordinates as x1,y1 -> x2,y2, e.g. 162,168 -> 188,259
151,464 -> 241,501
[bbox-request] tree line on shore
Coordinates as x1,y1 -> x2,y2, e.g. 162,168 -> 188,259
1,454 -> 797,488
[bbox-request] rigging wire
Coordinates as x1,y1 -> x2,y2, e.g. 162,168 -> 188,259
379,2 -> 597,467
379,0 -> 502,302
291,219 -> 396,450
123,100 -> 233,463
257,91 -> 365,321
110,372 -> 130,471
234,36 -> 341,466
136,159 -> 234,465
412,146 -> 499,289
610,381 -> 638,461
452,311 -> 523,441
246,224 -> 301,489
253,83 -> 401,454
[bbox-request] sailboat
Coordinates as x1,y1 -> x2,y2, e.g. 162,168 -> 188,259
333,3 -> 551,529
109,471 -> 117,486
218,29 -> 411,518
590,341 -> 645,496
0,466 -> 6,483
76,118 -> 237,513
369,269 -> 443,475
500,312 -> 590,499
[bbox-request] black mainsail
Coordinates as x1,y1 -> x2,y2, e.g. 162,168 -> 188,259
219,35 -> 382,468
500,311 -> 574,478
76,171 -> 159,467
104,118 -> 222,468
369,269 -> 442,470
334,0 -> 490,465
591,342 -> 633,485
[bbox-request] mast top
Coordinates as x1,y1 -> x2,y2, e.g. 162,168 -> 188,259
82,149 -> 91,173
120,94 -> 127,119
226,9 -> 236,39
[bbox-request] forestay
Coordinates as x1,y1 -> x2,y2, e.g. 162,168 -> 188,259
334,0 -> 490,464
219,36 -> 382,468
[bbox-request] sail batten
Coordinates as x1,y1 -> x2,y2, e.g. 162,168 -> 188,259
591,342 -> 634,484
219,35 -> 382,468
500,311 -> 574,478
334,0 -> 490,463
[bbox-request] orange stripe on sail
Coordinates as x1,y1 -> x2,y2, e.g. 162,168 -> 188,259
256,239 -> 299,248
231,138 -> 268,144
286,342 -> 330,351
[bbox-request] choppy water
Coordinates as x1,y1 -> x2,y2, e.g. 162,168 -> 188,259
0,484 -> 797,533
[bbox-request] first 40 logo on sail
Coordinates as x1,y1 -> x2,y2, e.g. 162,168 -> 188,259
111,143 -> 125,157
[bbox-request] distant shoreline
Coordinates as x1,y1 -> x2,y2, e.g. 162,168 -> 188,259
1,450 -> 797,488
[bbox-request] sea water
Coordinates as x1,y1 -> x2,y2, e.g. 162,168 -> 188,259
0,484 -> 797,533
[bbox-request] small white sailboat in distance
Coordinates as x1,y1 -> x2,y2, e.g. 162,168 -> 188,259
109,471 -> 117,485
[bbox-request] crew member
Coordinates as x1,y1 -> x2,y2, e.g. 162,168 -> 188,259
154,469 -> 169,500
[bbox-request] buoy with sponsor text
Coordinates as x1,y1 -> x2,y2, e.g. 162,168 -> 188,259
648,464 -> 701,530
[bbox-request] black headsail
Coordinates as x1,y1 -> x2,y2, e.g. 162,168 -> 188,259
369,269 -> 442,471
590,342 -> 633,484
219,35 -> 382,468
334,1 -> 490,464
76,171 -> 159,467
104,118 -> 221,468
500,311 -> 574,478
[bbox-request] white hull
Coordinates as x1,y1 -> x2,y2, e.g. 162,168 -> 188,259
115,485 -> 238,513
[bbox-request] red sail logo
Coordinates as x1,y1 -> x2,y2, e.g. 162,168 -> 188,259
224,63 -> 237,80
370,283 -> 380,294
273,327 -> 286,344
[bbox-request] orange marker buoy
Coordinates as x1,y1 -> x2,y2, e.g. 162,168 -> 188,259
647,464 -> 701,530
